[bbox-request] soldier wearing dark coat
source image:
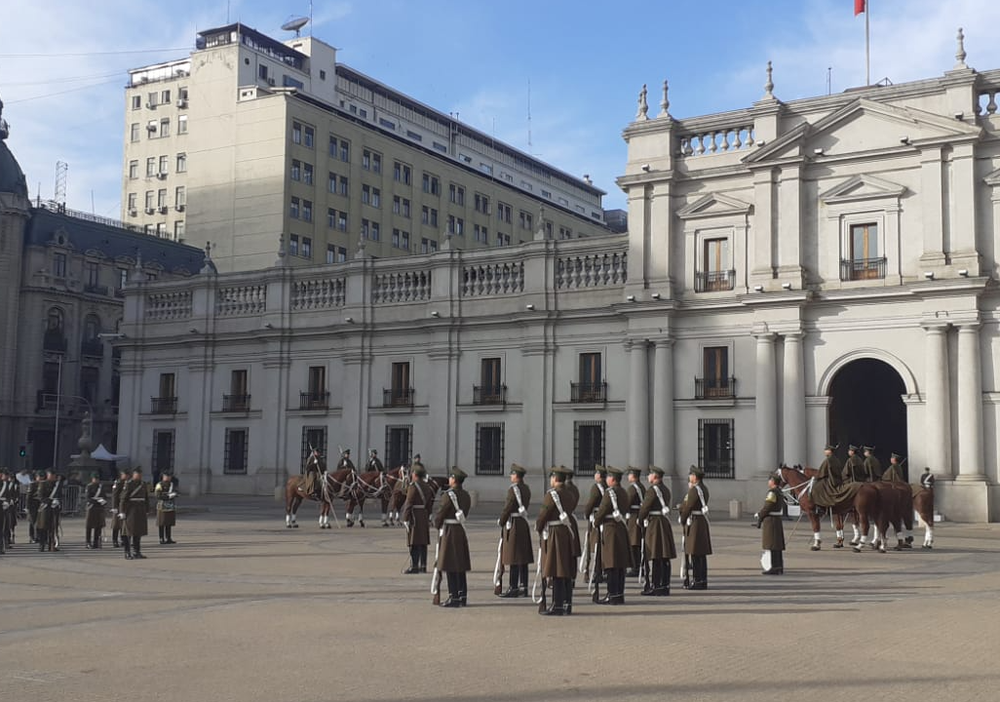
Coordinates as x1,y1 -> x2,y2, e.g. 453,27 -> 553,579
0,469 -> 18,546
110,469 -> 128,547
560,467 -> 581,566
120,468 -> 149,560
920,467 -> 935,490
581,466 -> 607,584
35,469 -> 63,552
535,466 -> 576,615
155,473 -> 178,544
882,453 -> 906,483
26,471 -> 44,543
433,467 -> 472,608
639,466 -> 676,596
863,446 -> 883,483
811,443 -> 845,508
679,465 -> 712,590
401,463 -> 434,574
754,473 -> 786,575
366,448 -> 385,473
497,464 -> 533,598
593,466 -> 630,605
842,445 -> 866,483
84,473 -> 108,549
625,467 -> 646,578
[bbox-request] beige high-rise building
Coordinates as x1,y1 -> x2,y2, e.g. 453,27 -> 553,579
121,23 -> 610,272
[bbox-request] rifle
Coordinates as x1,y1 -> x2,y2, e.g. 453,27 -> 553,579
537,574 -> 548,614
590,535 -> 603,604
640,538 -> 650,591
493,523 -> 505,596
431,527 -> 444,605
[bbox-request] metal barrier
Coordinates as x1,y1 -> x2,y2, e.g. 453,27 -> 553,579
62,485 -> 83,517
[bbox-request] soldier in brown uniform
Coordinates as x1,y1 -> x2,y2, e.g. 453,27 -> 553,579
863,445 -> 882,483
754,473 -> 786,575
35,469 -> 63,552
26,471 -> 44,543
810,443 -> 844,510
401,463 -> 434,574
110,469 -> 128,547
497,464 -> 533,598
625,467 -> 646,578
842,445 -> 865,483
84,472 -> 108,549
432,467 -> 472,608
155,472 -> 178,544
581,466 -> 607,585
0,469 -> 17,547
560,467 -> 581,576
882,453 -> 906,482
593,466 -> 630,605
639,466 -> 676,596
535,466 -> 575,615
679,465 -> 712,590
120,467 -> 150,560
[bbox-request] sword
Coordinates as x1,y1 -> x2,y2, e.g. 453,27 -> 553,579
431,528 -> 443,605
493,525 -> 505,596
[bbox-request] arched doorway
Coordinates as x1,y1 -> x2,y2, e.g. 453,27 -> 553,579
827,358 -> 908,479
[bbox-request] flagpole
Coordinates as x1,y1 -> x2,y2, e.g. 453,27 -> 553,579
865,1 -> 871,86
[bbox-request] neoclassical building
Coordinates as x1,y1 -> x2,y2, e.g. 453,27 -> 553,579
119,39 -> 1000,521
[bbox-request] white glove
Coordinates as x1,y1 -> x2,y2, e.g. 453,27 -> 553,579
168,492 -> 177,500
52,499 -> 60,508
589,514 -> 595,526
496,518 -> 502,527
118,512 -> 125,519
455,510 -> 466,524
97,498 -> 107,505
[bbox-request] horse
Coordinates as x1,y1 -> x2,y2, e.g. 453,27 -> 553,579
912,486 -> 935,548
284,462 -> 359,529
343,467 -> 407,527
778,465 -> 886,552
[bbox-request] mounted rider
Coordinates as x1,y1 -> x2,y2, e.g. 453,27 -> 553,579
366,448 -> 386,488
302,447 -> 325,500
842,444 -> 866,483
863,445 -> 882,482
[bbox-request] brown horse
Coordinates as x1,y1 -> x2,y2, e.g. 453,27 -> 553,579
778,465 -> 885,552
284,466 -> 358,529
343,467 -> 407,527
912,486 -> 935,548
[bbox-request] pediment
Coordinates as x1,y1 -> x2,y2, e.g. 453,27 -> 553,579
677,192 -> 752,221
745,97 -> 981,164
820,174 -> 907,205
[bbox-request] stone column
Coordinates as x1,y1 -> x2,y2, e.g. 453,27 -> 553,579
923,324 -> 952,476
956,323 -> 985,480
755,332 -> 778,474
652,339 -> 674,475
628,340 -> 650,469
781,333 -> 807,467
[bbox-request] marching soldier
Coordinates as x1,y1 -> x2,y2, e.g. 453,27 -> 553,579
581,466 -> 607,584
920,467 -> 935,490
753,473 -> 786,575
593,466 -> 630,605
26,470 -> 44,543
843,445 -> 866,483
496,464 -> 533,598
35,469 -> 63,552
0,468 -> 18,547
863,445 -> 882,483
882,453 -> 906,483
560,467 -> 582,582
155,472 -> 178,544
625,467 -> 646,578
680,465 -> 712,590
535,466 -> 575,615
401,462 -> 434,574
638,466 -> 676,596
84,472 -> 107,549
120,467 -> 149,560
432,467 -> 472,608
110,469 -> 129,547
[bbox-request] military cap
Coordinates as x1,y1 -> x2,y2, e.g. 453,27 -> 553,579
627,466 -> 643,476
411,464 -> 427,477
890,452 -> 904,461
769,471 -> 784,486
863,445 -> 875,452
647,466 -> 665,477
605,465 -> 624,477
593,464 -> 608,476
449,466 -> 467,480
548,466 -> 569,479
824,443 -> 838,451
689,464 -> 705,478
509,463 -> 527,476
560,465 -> 573,478
131,466 -> 143,475
342,448 -> 351,455
848,444 -> 860,452
89,472 -> 100,479
161,471 -> 173,478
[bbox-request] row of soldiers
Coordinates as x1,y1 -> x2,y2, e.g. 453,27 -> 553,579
813,444 -> 935,509
0,467 -> 178,557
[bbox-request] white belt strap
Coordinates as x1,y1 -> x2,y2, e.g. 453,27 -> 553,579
654,485 -> 670,516
609,488 -> 625,523
447,490 -> 466,525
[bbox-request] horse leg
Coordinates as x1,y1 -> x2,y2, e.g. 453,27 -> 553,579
853,512 -> 869,553
355,499 -> 366,528
290,496 -> 301,528
345,497 -> 355,527
808,511 -> 822,551
833,512 -> 845,549
381,495 -> 390,527
923,522 -> 934,549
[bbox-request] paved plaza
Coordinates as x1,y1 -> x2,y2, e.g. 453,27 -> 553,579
1,496 -> 998,702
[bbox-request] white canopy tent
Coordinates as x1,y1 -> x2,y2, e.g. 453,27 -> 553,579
91,444 -> 129,462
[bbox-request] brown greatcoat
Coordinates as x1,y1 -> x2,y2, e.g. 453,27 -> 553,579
582,481 -> 605,566
535,486 -> 575,578
626,481 -> 646,547
121,479 -> 149,538
882,463 -> 905,483
110,478 -> 126,531
811,455 -> 846,507
499,482 -> 533,565
864,455 -> 883,482
84,481 -> 108,530
562,479 -> 582,559
639,483 -> 677,560
594,485 -> 630,568
843,454 -> 866,483
433,487 -> 472,572
401,480 -> 435,547
155,480 -> 177,527
679,482 -> 713,556
756,487 -> 786,551
34,479 -> 62,531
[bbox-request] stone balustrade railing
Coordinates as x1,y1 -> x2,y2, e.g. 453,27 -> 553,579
291,276 -> 346,310
371,270 -> 432,304
216,284 -> 267,316
145,291 -> 192,320
556,251 -> 628,289
678,124 -> 756,157
462,261 -> 524,297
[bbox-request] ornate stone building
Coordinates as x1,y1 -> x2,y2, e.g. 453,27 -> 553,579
118,37 -> 1000,521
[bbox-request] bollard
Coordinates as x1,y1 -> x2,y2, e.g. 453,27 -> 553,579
729,499 -> 742,520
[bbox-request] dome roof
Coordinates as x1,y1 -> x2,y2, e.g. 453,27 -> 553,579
0,140 -> 28,198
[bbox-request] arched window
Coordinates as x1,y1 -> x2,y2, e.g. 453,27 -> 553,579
46,307 -> 64,332
83,314 -> 101,341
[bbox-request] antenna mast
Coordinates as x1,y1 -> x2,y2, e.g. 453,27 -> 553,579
54,161 -> 68,206
527,79 -> 532,151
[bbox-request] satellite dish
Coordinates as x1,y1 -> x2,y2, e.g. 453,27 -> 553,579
281,16 -> 310,37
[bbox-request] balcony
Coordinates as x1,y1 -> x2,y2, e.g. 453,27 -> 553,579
80,340 -> 104,358
695,377 -> 737,400
114,288 -> 126,299
85,284 -> 109,296
473,385 -> 507,405
43,331 -> 67,354
840,257 -> 886,281
299,391 -> 330,410
150,396 -> 178,414
570,381 -> 607,403
36,391 -> 57,412
383,387 -> 415,408
694,269 -> 736,293
222,394 -> 251,412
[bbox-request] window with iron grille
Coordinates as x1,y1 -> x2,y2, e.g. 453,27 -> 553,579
698,418 -> 735,479
301,426 -> 327,468
385,425 -> 413,471
475,422 -> 505,475
152,429 -> 175,477
224,428 -> 249,475
574,420 -> 605,475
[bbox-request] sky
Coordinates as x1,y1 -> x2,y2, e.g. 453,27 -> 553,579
2,0 -> 1000,218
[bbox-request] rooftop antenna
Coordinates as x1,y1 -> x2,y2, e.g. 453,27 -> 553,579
827,67 -> 832,96
54,160 -> 68,206
281,15 -> 310,37
527,78 -> 532,151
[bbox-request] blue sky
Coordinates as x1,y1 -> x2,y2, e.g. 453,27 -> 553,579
2,0 -> 999,218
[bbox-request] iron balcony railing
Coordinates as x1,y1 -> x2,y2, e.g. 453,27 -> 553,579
85,284 -> 109,296
694,269 -> 736,292
80,340 -> 104,358
473,385 -> 507,405
695,377 -> 737,400
43,331 -> 68,353
299,391 -> 330,410
840,257 -> 887,281
570,381 -> 607,403
383,387 -> 415,408
223,394 -> 251,412
150,396 -> 178,414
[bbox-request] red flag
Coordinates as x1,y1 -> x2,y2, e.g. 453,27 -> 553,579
855,0 -> 866,15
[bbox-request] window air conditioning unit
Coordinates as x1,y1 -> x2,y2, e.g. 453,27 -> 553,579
159,206 -> 169,214
267,77 -> 276,86
177,99 -> 188,108
145,207 -> 156,214
146,124 -> 157,132
128,209 -> 138,217
175,204 -> 186,212
156,172 -> 167,180
146,102 -> 157,110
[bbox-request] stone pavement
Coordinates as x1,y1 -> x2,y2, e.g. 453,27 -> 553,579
1,496 -> 998,702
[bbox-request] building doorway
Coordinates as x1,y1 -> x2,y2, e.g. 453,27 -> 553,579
827,358 -> 908,479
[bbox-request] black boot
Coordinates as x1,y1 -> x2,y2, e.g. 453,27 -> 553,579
86,528 -> 94,549
123,537 -> 133,560
458,572 -> 468,607
159,526 -> 166,544
404,546 -> 421,574
564,578 -> 573,615
770,550 -> 784,575
133,536 -> 146,559
442,573 -> 461,607
626,546 -> 641,578
542,579 -> 565,615
419,546 -> 428,573
37,530 -> 46,552
166,526 -> 176,544
500,565 -> 520,598
519,565 -> 530,598
657,560 -> 671,595
597,570 -> 615,604
112,527 -> 120,548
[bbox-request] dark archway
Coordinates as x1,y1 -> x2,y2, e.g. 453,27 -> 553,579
827,358 -> 908,480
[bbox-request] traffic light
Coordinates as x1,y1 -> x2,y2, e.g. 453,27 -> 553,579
18,445 -> 27,457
